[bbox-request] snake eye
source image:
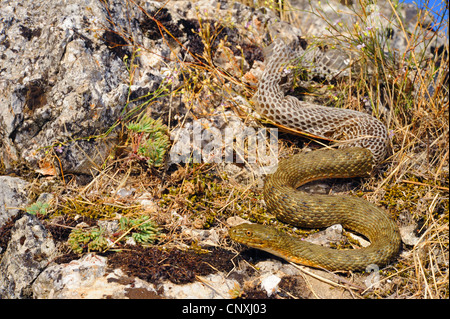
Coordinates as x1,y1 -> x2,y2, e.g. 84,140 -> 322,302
246,230 -> 253,237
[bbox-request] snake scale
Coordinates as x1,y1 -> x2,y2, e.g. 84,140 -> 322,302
229,39 -> 401,271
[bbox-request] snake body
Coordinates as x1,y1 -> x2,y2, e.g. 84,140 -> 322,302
229,39 -> 401,271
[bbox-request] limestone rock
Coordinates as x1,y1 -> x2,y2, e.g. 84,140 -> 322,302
0,176 -> 29,228
0,0 -> 263,175
0,214 -> 56,299
32,252 -> 239,299
285,0 -> 444,58
161,272 -> 240,299
0,0 -> 143,174
32,254 -> 161,299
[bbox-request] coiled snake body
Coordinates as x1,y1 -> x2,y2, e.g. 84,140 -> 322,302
229,39 -> 401,271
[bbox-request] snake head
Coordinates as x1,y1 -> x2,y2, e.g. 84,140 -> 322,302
229,223 -> 284,250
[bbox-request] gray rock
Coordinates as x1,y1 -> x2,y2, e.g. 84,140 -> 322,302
33,254 -> 120,299
0,214 -> 56,299
32,252 -> 238,299
305,224 -> 345,246
286,0 -> 445,58
0,176 -> 29,228
0,0 -> 140,174
161,272 -> 240,299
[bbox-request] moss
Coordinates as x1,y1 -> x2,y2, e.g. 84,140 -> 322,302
380,174 -> 449,221
160,167 -> 236,228
188,241 -> 210,255
161,166 -> 260,229
106,245 -> 239,285
52,196 -> 141,220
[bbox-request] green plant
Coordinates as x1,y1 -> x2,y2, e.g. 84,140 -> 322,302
119,215 -> 160,244
26,201 -> 50,216
126,114 -> 170,167
68,227 -> 109,254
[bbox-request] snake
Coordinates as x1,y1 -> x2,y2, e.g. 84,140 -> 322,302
229,39 -> 401,271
